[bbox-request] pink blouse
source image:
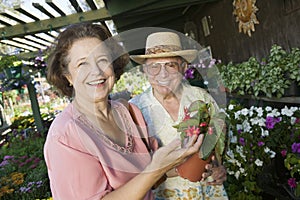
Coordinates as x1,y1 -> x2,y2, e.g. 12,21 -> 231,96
44,101 -> 157,200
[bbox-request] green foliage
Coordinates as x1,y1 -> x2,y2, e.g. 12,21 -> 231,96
0,55 -> 22,72
219,45 -> 300,98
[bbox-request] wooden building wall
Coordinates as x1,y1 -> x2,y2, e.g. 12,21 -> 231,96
186,0 -> 300,63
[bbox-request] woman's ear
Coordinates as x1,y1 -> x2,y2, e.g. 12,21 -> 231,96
65,74 -> 73,86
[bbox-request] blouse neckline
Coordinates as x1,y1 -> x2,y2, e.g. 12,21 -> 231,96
72,101 -> 134,154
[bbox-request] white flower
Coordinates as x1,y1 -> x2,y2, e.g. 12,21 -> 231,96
226,149 -> 235,158
228,170 -> 234,175
235,171 -> 240,179
236,146 -> 246,161
264,147 -> 270,153
248,110 -> 254,117
269,150 -> 276,158
235,111 -> 241,119
236,124 -> 243,131
261,128 -> 269,137
239,168 -> 245,174
242,120 -> 251,132
281,106 -> 294,117
291,107 -> 298,112
228,104 -> 235,110
271,109 -> 280,117
255,159 -> 263,166
250,117 -> 265,127
241,108 -> 249,116
265,106 -> 272,112
256,107 -> 264,117
236,160 -> 242,167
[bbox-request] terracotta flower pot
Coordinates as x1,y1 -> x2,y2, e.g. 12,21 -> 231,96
176,152 -> 212,182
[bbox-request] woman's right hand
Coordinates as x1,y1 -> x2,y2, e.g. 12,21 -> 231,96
146,134 -> 204,174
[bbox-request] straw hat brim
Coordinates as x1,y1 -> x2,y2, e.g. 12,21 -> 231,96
130,49 -> 198,64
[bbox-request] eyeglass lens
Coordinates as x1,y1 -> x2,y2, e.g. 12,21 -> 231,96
145,62 -> 180,75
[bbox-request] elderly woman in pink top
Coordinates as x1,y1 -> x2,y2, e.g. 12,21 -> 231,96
44,22 -> 203,200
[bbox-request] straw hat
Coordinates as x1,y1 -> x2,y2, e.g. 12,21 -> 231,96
130,32 -> 198,64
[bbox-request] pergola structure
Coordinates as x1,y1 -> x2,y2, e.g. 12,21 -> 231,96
0,0 -> 218,58
0,0 -> 112,59
0,0 -> 218,132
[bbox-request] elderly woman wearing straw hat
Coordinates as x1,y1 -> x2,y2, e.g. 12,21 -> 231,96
130,32 -> 228,199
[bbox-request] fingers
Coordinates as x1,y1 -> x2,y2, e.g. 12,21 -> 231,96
205,165 -> 227,185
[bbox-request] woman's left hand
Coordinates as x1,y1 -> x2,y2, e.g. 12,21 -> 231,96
201,155 -> 227,185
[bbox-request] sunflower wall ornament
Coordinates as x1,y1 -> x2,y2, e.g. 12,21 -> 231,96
233,0 -> 259,37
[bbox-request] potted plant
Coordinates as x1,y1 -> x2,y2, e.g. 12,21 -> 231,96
173,100 -> 226,182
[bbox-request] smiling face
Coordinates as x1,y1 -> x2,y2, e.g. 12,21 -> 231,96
144,57 -> 187,99
65,37 -> 115,104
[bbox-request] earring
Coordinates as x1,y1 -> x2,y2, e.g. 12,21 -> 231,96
69,83 -> 73,86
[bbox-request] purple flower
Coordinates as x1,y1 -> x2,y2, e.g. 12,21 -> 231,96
0,160 -> 9,167
288,178 -> 297,189
237,129 -> 242,134
265,116 -> 280,129
257,141 -> 264,147
3,155 -> 14,160
184,68 -> 194,79
239,137 -> 245,146
291,142 -> 300,153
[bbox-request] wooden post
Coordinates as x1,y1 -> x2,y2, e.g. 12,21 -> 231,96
26,79 -> 44,133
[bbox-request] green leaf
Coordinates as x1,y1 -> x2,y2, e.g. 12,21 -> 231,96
175,118 -> 199,132
199,117 -> 225,160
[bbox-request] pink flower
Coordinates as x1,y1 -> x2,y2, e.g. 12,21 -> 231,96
183,107 -> 191,121
281,149 -> 287,157
199,122 -> 207,127
288,178 -> 297,189
185,125 -> 200,137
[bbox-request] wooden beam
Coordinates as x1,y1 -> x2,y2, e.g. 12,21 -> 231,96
32,3 -> 55,18
86,0 -> 98,10
0,13 -> 26,24
31,34 -> 54,45
12,38 -> 41,50
46,0 -> 66,16
0,8 -> 111,39
69,0 -> 83,13
0,19 -> 11,27
0,40 -> 37,52
23,36 -> 50,47
14,5 -> 40,21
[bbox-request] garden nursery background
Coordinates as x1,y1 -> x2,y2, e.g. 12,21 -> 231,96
0,0 -> 300,199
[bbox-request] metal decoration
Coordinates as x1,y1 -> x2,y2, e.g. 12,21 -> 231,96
233,0 -> 259,37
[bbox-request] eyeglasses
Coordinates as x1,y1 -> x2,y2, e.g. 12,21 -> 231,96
143,62 -> 182,76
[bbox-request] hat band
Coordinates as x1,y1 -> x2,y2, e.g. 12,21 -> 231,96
145,45 -> 181,55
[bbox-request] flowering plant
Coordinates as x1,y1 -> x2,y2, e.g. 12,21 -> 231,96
224,101 -> 300,199
173,100 -> 226,161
